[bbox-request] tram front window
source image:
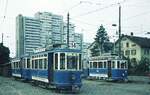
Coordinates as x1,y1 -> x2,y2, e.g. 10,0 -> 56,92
67,53 -> 78,70
55,53 -> 58,69
60,53 -> 65,69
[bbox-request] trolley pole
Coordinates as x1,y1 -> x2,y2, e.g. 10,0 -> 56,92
118,4 -> 121,58
67,12 -> 70,49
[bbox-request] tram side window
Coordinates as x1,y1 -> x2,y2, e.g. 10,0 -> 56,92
44,58 -> 47,69
55,53 -> 58,70
27,59 -> 30,68
104,62 -> 107,68
35,60 -> 38,69
16,62 -> 18,69
125,61 -> 127,68
90,62 -> 92,68
112,61 -> 115,68
60,53 -> 65,69
117,61 -> 120,69
93,62 -> 97,68
19,62 -> 21,68
79,54 -> 82,70
98,62 -> 103,68
17,62 -> 19,69
121,62 -> 125,69
13,62 -> 15,69
15,62 -> 17,69
39,59 -> 43,69
15,62 -> 17,68
32,60 -> 34,69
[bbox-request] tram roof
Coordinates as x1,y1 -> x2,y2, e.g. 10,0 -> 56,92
89,55 -> 126,61
12,48 -> 81,59
31,48 -> 81,55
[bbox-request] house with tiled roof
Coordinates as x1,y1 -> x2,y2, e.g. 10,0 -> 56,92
115,35 -> 150,66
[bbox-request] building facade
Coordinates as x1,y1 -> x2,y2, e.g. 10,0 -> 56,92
35,12 -> 63,47
16,12 -> 83,57
16,15 -> 41,57
115,35 -> 150,65
82,42 -> 91,69
62,23 -> 83,50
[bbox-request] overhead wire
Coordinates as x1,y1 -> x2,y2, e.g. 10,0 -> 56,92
72,0 -> 127,18
0,0 -> 8,29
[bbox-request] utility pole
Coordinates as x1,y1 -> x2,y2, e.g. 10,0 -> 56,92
118,3 -> 121,58
67,12 -> 70,49
2,33 -> 3,45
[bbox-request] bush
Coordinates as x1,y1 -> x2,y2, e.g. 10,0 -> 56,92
135,57 -> 150,75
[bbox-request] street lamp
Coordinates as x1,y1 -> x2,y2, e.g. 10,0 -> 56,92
112,24 -> 118,54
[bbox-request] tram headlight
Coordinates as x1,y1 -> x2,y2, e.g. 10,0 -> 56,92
122,73 -> 125,76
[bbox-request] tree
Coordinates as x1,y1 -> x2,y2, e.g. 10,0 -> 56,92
0,43 -> 10,64
90,44 -> 99,56
90,25 -> 112,56
135,57 -> 150,75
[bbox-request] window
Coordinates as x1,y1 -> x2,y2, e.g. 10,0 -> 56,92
131,58 -> 137,65
125,61 -> 127,68
132,44 -> 136,47
125,50 -> 130,55
27,59 -> 30,68
93,62 -> 97,68
16,62 -> 18,68
126,42 -> 129,47
79,54 -> 82,70
39,59 -> 43,69
35,60 -> 38,69
98,62 -> 103,68
112,61 -> 115,68
55,53 -> 58,69
60,53 -> 65,69
104,61 -> 107,68
144,49 -> 149,55
121,62 -> 125,68
67,53 -> 77,70
90,62 -> 92,68
44,59 -> 47,69
117,61 -> 120,68
131,50 -> 136,55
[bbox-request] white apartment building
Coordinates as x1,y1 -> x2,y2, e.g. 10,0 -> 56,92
16,15 -> 41,57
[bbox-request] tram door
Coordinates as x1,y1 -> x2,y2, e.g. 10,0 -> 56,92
107,61 -> 112,78
48,53 -> 54,83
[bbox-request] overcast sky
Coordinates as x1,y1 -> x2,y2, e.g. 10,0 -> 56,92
0,0 -> 150,57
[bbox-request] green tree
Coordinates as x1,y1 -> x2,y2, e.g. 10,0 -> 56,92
135,57 -> 150,75
0,43 -> 10,64
90,44 -> 99,56
90,25 -> 111,56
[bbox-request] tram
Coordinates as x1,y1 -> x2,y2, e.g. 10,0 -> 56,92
88,54 -> 128,81
11,48 -> 82,91
11,58 -> 22,78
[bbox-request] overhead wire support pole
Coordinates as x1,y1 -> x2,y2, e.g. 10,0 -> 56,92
2,33 -> 3,45
118,3 -> 121,58
67,12 -> 70,49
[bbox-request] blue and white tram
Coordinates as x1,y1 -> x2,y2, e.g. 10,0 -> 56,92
11,48 -> 82,90
11,58 -> 22,78
21,55 -> 32,80
88,55 -> 128,81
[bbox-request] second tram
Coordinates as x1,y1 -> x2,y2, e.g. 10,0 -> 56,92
88,54 -> 128,81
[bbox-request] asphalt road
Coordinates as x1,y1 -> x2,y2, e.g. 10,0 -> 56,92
0,76 -> 150,95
